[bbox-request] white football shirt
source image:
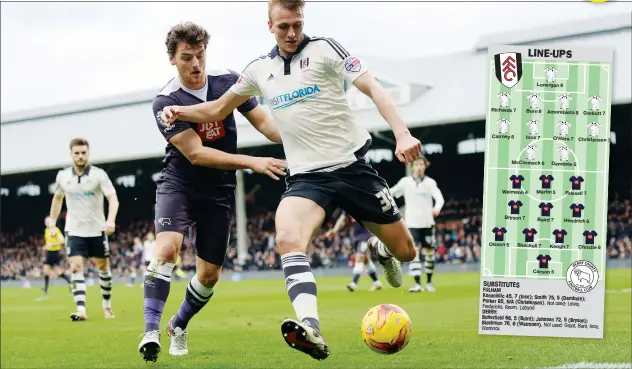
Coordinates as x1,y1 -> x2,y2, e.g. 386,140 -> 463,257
588,122 -> 601,137
230,35 -> 372,174
526,145 -> 537,160
588,96 -> 601,111
557,121 -> 571,136
528,93 -> 541,108
558,146 -> 570,161
498,93 -> 510,108
559,94 -> 571,110
390,176 -> 444,228
545,68 -> 557,82
527,120 -> 540,134
497,119 -> 510,133
54,165 -> 116,237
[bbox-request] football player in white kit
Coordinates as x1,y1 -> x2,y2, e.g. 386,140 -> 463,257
142,232 -> 157,269
588,122 -> 601,137
557,121 -> 571,137
47,138 -> 119,321
497,92 -> 510,108
527,93 -> 541,109
558,93 -> 572,110
527,120 -> 540,135
545,67 -> 557,82
390,156 -> 444,293
588,95 -> 601,111
497,119 -> 510,134
159,0 -> 421,360
526,144 -> 537,160
557,146 -> 570,162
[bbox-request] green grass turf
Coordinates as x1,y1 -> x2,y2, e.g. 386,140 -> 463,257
1,269 -> 630,369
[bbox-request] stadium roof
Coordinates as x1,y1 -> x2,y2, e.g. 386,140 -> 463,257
1,12 -> 630,126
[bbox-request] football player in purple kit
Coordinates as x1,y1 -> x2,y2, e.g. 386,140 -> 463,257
138,22 -> 286,362
325,211 -> 383,292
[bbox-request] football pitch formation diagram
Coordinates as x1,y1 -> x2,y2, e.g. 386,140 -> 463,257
482,58 -> 612,281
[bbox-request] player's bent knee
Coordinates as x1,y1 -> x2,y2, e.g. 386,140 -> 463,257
196,259 -> 222,287
275,229 -> 303,255
394,237 -> 416,262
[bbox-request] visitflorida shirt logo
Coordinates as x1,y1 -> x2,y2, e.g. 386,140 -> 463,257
270,85 -> 321,110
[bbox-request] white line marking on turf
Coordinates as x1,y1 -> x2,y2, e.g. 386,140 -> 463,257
488,167 -> 606,174
538,362 -> 632,369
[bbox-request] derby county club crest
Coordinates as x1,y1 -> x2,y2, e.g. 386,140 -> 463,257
494,52 -> 523,89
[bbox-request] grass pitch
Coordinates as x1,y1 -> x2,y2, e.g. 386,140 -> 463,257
1,269 -> 630,369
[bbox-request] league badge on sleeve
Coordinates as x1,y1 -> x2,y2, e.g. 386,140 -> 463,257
494,53 -> 523,88
344,57 -> 362,73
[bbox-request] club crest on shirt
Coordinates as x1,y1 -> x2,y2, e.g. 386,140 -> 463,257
344,57 -> 362,72
300,57 -> 310,69
156,110 -> 173,132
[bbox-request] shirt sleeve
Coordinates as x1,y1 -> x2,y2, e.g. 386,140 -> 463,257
54,171 -> 64,196
319,38 -> 368,84
390,178 -> 406,199
99,170 -> 117,197
152,95 -> 195,141
229,61 -> 262,97
430,180 -> 445,212
228,70 -> 259,113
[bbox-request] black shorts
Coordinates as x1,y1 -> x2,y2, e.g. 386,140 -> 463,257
154,182 -> 235,266
409,227 -> 437,249
44,250 -> 62,266
281,158 -> 402,225
66,233 -> 110,258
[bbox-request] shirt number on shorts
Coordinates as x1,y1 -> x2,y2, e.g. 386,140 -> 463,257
375,188 -> 397,213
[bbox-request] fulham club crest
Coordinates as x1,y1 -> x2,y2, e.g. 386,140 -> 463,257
300,58 -> 309,69
494,52 -> 523,88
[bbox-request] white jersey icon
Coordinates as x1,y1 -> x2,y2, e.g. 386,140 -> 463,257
526,144 -> 538,160
527,120 -> 540,135
588,95 -> 601,111
588,122 -> 601,137
498,92 -> 511,108
558,94 -> 572,110
527,93 -> 541,109
545,67 -> 557,82
497,119 -> 511,133
557,146 -> 570,162
557,121 -> 571,137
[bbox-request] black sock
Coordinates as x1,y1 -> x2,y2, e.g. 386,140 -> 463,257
426,273 -> 433,283
414,275 -> 421,285
368,271 -> 378,282
44,275 -> 50,291
352,274 -> 360,284
61,273 -> 71,284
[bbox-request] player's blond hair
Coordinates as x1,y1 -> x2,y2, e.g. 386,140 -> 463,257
268,0 -> 305,18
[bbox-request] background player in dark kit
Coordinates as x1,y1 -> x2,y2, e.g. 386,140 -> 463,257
138,22 -> 286,362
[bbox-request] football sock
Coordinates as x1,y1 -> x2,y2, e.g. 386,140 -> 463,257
281,252 -> 320,332
71,271 -> 86,314
409,250 -> 423,285
44,275 -> 50,292
424,248 -> 436,283
352,261 -> 364,284
99,269 -> 113,309
143,259 -> 175,333
60,273 -> 71,284
172,274 -> 215,330
367,259 -> 379,282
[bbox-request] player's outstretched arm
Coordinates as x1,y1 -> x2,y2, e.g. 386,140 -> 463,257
242,105 -> 282,144
326,213 -> 348,238
162,91 -> 251,124
170,129 -> 287,180
353,72 -> 421,163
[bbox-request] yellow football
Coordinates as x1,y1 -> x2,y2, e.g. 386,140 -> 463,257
360,304 -> 412,354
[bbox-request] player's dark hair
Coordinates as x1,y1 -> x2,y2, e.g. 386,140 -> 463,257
165,22 -> 211,56
69,138 -> 89,150
268,0 -> 305,18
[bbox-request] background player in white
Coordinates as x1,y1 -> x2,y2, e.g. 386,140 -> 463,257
557,121 -> 571,137
390,156 -> 444,293
588,95 -> 601,111
159,0 -> 422,360
48,138 -> 119,321
497,119 -> 510,134
526,144 -> 537,160
588,122 -> 601,137
142,232 -> 157,269
545,67 -> 557,82
527,93 -> 541,109
497,92 -> 510,108
558,146 -> 570,161
324,212 -> 383,292
558,93 -> 572,110
527,119 -> 540,135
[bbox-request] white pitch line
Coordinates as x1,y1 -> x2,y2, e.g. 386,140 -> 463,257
487,167 -> 606,173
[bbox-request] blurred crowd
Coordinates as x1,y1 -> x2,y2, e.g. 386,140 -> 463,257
1,196 -> 630,282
